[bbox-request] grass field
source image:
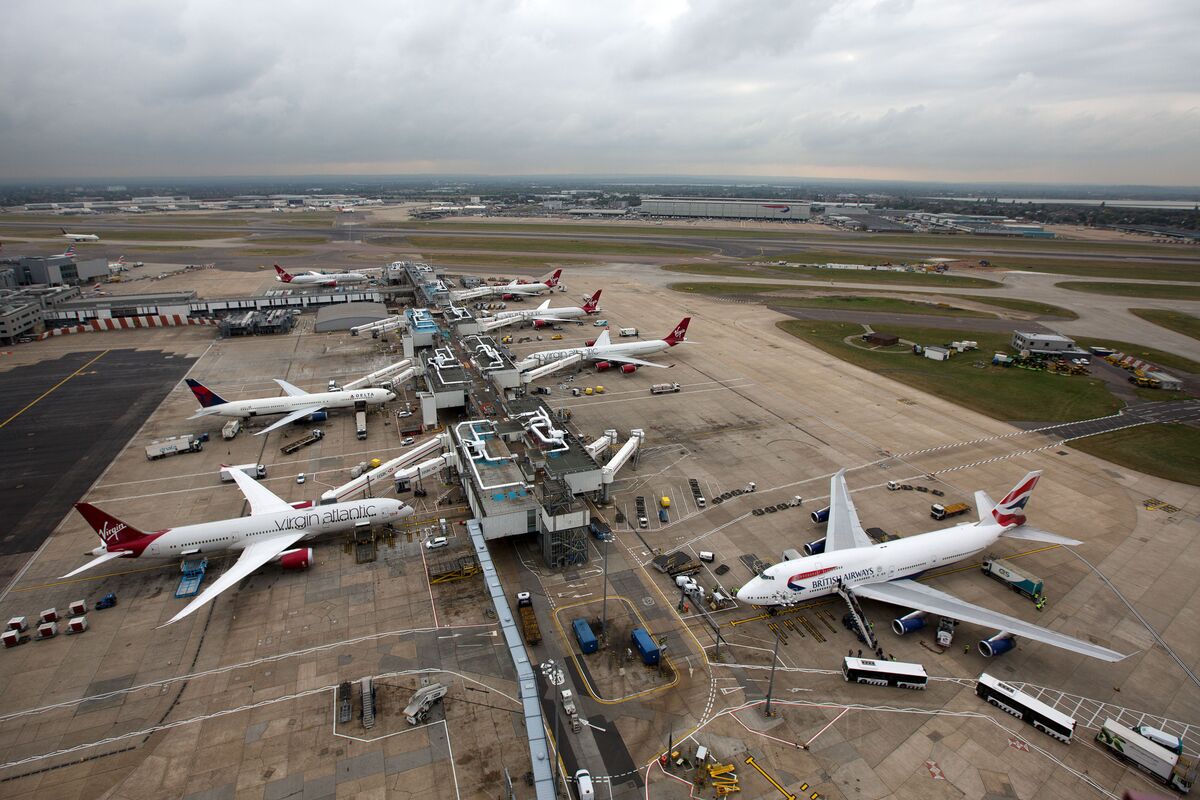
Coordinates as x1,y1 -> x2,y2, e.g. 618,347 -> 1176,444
1069,424 -> 1200,486
1074,337 -> 1200,374
421,252 -> 597,269
671,281 -> 800,295
768,249 -> 912,266
768,295 -> 997,318
122,245 -> 200,253
948,295 -> 1079,319
664,262 -> 1000,287
980,255 -> 1200,282
245,235 -> 329,244
407,235 -> 706,257
1130,309 -> 1200,342
1056,281 -> 1200,300
777,320 -> 1121,422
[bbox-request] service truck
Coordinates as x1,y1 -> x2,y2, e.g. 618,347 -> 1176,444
279,428 -> 324,455
559,689 -> 577,716
650,382 -> 681,395
936,617 -> 956,647
516,592 -> 542,646
355,410 -> 368,440
404,683 -> 448,725
145,434 -> 203,460
1096,718 -> 1195,794
219,463 -> 267,482
980,556 -> 1044,600
221,419 -> 241,440
930,502 -> 970,521
618,327 -> 638,337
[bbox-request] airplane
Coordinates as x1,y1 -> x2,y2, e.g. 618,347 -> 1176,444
54,244 -> 77,259
515,317 -> 690,375
186,378 -> 395,436
60,468 -> 412,626
107,255 -> 125,269
61,228 -> 99,242
735,470 -> 1128,662
482,290 -> 602,331
273,264 -> 370,287
498,268 -> 563,297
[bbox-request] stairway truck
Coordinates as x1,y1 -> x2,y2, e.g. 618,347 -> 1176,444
981,557 -> 1044,600
515,592 -> 542,646
1096,718 -> 1195,793
650,382 -> 681,394
403,683 -> 448,725
572,618 -> 598,654
221,419 -> 241,440
631,628 -> 661,666
930,502 -> 970,521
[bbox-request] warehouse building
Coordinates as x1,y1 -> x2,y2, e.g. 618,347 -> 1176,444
1012,331 -> 1080,354
314,301 -> 388,332
638,197 -> 811,220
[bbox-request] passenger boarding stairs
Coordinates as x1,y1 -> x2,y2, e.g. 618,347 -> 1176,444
838,586 -> 877,651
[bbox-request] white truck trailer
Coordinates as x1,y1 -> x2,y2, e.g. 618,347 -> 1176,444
1096,718 -> 1195,793
650,382 -> 681,394
221,419 -> 241,440
145,434 -> 203,460
219,463 -> 267,482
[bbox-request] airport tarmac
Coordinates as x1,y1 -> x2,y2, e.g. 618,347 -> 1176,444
0,245 -> 1196,799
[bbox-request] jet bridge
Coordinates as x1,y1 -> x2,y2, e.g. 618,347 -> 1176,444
585,429 -> 618,460
351,315 -> 404,336
319,433 -> 450,504
341,358 -> 414,391
450,285 -> 497,303
599,428 -> 644,502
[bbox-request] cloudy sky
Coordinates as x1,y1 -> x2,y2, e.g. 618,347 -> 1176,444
2,0 -> 1197,184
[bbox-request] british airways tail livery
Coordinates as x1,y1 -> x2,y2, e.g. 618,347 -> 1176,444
736,470 -> 1128,662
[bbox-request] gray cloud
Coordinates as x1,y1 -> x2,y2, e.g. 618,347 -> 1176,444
0,0 -> 1197,183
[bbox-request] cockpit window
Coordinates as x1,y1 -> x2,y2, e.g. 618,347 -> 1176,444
758,571 -> 774,580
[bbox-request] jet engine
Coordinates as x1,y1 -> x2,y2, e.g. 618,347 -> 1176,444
306,411 -> 328,422
979,632 -> 1016,657
275,548 -> 314,571
595,361 -> 612,371
892,610 -> 926,635
803,537 -> 826,555
810,506 -> 830,524
502,293 -> 515,300
532,319 -> 549,329
585,339 -> 596,346
621,364 -> 637,374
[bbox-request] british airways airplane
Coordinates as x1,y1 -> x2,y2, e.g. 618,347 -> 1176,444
736,470 -> 1128,662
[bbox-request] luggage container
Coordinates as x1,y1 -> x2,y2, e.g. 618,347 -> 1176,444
7,616 -> 28,632
572,618 -> 598,654
36,621 -> 58,640
67,616 -> 88,634
40,608 -> 58,624
2,629 -> 26,648
631,628 -> 660,666
69,600 -> 87,616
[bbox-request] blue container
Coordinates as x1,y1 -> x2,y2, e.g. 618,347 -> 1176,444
631,627 -> 660,666
572,618 -> 598,654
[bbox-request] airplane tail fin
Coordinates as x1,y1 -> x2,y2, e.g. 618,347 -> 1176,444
74,502 -> 148,550
663,317 -> 691,347
544,268 -> 563,288
974,490 -> 995,524
63,245 -> 76,258
61,227 -> 68,235
274,264 -> 293,282
583,290 -> 602,313
185,378 -> 228,407
990,470 -> 1042,528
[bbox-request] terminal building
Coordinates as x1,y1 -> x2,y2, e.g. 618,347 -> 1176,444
638,197 -> 811,220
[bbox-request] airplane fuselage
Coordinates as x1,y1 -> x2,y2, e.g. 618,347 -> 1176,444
63,233 -> 99,242
739,522 -> 1004,606
518,338 -> 668,370
195,387 -> 393,419
109,498 -> 410,559
282,272 -> 369,286
496,305 -> 588,322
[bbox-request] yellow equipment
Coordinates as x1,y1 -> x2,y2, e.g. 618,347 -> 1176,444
660,496 -> 671,508
551,334 -> 563,340
595,385 -> 605,394
584,387 -> 594,396
370,458 -> 382,468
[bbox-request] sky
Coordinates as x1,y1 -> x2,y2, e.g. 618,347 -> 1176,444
2,0 -> 1198,185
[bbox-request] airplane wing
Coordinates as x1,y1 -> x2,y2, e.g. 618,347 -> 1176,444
854,578 -> 1128,662
825,469 -> 874,552
59,549 -> 131,579
593,354 -> 671,368
274,379 -> 309,397
253,405 -> 324,436
160,532 -> 306,627
227,467 -> 293,515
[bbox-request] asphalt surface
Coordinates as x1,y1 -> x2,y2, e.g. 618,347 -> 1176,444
0,349 -> 195,585
769,304 -> 1056,334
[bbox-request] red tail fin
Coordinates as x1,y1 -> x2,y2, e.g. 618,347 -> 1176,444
545,269 -> 563,288
274,264 -> 293,282
663,317 -> 691,346
583,290 -> 602,313
74,503 -> 148,551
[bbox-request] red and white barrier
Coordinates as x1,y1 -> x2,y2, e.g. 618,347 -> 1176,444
39,316 -> 218,339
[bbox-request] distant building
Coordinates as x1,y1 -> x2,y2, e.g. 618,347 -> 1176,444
1012,331 -> 1077,354
864,332 -> 899,347
1146,371 -> 1182,391
638,197 -> 811,220
16,255 -> 108,286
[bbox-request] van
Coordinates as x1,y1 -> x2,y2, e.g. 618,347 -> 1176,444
574,769 -> 595,800
425,536 -> 448,550
698,551 -> 715,563
1134,725 -> 1184,754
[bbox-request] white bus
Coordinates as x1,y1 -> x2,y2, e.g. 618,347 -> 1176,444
842,657 -> 928,690
975,673 -> 1076,744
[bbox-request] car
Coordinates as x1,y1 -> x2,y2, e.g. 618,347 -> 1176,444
296,473 -> 306,484
574,769 -> 594,800
401,436 -> 415,446
593,319 -> 608,327
398,410 -> 413,418
551,334 -> 563,340
426,536 -> 448,550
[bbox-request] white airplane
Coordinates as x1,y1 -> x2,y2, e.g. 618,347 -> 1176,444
483,290 -> 602,331
60,469 -> 412,626
274,264 -> 370,287
500,269 -> 563,296
61,228 -> 99,242
186,378 -> 394,436
516,317 -> 690,375
736,471 -> 1128,662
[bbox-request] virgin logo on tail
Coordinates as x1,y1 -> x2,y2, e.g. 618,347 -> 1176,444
99,521 -> 127,542
664,317 -> 691,346
274,265 -> 293,282
545,269 -> 563,287
583,290 -> 602,312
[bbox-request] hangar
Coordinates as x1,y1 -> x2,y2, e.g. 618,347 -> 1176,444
639,196 -> 811,220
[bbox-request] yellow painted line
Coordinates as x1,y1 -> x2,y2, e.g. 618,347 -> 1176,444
744,756 -> 796,800
0,349 -> 109,430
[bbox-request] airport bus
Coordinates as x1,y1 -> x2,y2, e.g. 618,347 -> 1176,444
975,673 -> 1076,744
842,657 -> 928,690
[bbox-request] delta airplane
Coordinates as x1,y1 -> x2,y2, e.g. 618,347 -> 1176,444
482,290 -> 602,331
516,317 -> 690,375
186,378 -> 395,436
60,469 -> 412,626
736,470 -> 1128,662
274,264 -> 370,287
61,228 -> 99,242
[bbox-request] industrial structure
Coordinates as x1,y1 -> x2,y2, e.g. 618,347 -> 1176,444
638,196 -> 811,220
